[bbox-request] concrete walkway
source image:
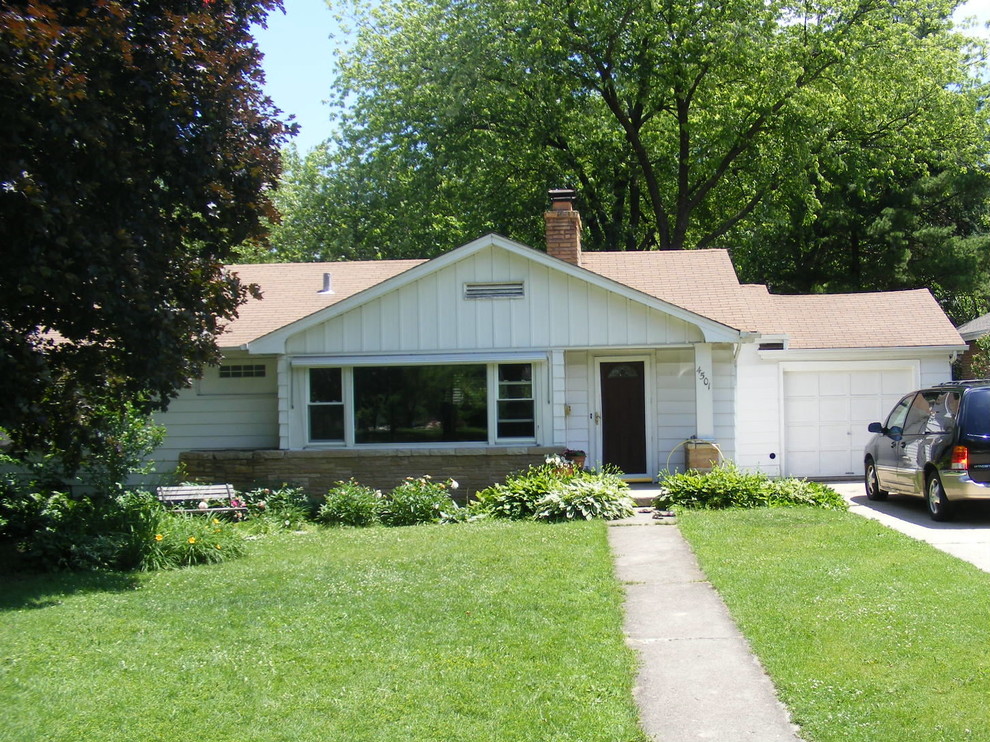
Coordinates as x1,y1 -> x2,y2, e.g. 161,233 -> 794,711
608,511 -> 803,742
608,480 -> 990,740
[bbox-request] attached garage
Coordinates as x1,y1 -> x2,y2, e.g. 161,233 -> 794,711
149,192 -> 968,487
782,364 -> 917,478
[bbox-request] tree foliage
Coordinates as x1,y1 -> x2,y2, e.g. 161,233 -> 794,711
0,0 -> 293,469
257,0 -> 990,315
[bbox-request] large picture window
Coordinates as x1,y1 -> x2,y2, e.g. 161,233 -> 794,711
306,362 -> 537,445
354,365 -> 487,443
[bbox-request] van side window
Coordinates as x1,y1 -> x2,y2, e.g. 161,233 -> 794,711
903,394 -> 933,436
922,391 -> 958,434
884,395 -> 914,437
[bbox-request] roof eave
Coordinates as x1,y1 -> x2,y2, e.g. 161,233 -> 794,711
244,233 -> 749,353
776,343 -> 967,356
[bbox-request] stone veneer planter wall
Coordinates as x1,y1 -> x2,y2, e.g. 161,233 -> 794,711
178,446 -> 560,500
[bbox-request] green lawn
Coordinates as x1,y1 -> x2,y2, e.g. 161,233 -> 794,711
678,507 -> 990,742
0,521 -> 647,742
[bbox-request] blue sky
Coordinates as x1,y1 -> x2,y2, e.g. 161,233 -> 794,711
254,0 -> 990,154
253,0 -> 340,152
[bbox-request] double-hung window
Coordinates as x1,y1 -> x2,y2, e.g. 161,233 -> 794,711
309,368 -> 345,442
305,362 -> 537,445
496,364 -> 534,438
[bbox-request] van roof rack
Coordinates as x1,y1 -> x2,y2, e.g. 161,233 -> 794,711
939,379 -> 990,386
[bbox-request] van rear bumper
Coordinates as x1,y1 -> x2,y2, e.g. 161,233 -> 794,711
942,471 -> 990,501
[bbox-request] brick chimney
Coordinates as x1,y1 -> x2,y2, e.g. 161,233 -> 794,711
544,188 -> 582,265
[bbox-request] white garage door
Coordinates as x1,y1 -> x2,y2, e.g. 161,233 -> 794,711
783,368 -> 914,478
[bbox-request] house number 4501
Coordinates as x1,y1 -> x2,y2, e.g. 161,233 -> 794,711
696,366 -> 711,390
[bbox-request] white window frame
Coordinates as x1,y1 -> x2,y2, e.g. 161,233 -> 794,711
307,367 -> 346,444
299,361 -> 543,447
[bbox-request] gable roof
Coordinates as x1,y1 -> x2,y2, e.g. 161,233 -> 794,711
235,235 -> 744,352
580,250 -> 780,334
221,259 -> 424,348
221,239 -> 963,352
957,312 -> 990,341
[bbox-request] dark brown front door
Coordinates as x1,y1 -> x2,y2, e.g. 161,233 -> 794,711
600,361 -> 647,474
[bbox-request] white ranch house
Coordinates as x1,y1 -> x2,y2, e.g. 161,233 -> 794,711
154,193 -> 965,495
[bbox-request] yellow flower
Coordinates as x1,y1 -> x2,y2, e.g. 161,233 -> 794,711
154,534 -> 164,542
215,545 -> 222,550
212,519 -> 220,526
188,537 -> 197,544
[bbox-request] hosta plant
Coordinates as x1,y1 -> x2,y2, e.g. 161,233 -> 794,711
655,463 -> 846,511
533,476 -> 635,522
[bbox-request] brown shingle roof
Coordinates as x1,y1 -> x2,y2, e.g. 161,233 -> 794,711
581,250 -> 960,348
222,260 -> 424,348
221,248 -> 963,351
769,291 -> 963,349
580,250 -> 776,333
957,311 -> 990,340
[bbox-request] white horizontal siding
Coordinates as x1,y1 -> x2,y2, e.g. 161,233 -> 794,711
919,355 -> 954,387
151,382 -> 278,476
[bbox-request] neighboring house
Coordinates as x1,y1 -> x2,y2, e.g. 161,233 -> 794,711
154,191 -> 966,495
954,312 -> 990,378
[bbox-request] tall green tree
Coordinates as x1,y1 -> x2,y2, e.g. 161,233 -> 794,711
262,0 -> 989,286
0,0 -> 293,470
735,164 -> 990,299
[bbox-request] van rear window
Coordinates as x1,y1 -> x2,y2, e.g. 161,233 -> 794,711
961,389 -> 990,438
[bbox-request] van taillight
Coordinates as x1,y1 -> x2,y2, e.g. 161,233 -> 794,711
951,446 -> 969,470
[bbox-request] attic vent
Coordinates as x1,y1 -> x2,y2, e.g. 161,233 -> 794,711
464,282 -> 525,300
318,273 -> 334,294
758,342 -> 785,351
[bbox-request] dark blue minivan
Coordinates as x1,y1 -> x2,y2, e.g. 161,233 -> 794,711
864,381 -> 990,521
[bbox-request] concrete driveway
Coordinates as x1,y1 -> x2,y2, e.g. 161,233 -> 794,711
828,480 -> 990,573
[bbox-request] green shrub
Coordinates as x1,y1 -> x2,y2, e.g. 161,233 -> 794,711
378,476 -> 460,527
474,459 -> 579,519
0,485 -> 245,572
318,479 -> 382,527
0,403 -> 165,498
240,485 -> 313,532
533,474 -> 635,521
655,464 -> 846,511
141,513 -> 246,570
1,489 -> 121,571
475,459 -> 633,521
77,403 -> 167,494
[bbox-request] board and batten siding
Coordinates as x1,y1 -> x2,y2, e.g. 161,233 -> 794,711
559,346 -> 735,475
562,351 -> 592,456
654,346 -> 735,473
283,244 -> 704,356
712,346 -> 737,465
655,348 -> 697,473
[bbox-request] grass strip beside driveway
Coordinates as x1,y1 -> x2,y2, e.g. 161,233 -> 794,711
678,507 -> 990,742
0,521 -> 647,742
